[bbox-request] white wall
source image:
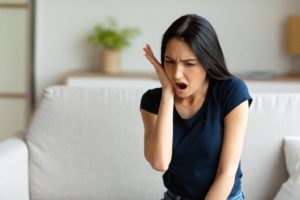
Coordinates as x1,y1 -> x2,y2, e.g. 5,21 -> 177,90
35,0 -> 300,100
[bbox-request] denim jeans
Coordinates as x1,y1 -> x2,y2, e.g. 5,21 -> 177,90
227,190 -> 244,200
161,190 -> 244,200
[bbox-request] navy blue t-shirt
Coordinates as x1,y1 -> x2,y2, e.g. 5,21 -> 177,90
140,76 -> 252,199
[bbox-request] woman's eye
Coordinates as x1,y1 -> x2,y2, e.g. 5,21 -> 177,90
165,60 -> 175,64
185,63 -> 195,67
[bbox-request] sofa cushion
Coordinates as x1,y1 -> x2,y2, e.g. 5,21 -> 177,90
242,93 -> 300,200
273,137 -> 300,200
26,86 -> 164,200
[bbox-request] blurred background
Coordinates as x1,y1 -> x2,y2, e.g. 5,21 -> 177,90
0,0 -> 300,140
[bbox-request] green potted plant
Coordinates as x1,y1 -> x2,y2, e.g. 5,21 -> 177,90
89,18 -> 140,74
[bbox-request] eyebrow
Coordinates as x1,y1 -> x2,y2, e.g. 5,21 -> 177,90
164,55 -> 197,62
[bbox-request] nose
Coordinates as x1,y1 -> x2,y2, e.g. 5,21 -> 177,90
174,64 -> 184,79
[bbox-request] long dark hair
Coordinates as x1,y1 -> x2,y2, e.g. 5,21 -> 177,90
161,14 -> 232,80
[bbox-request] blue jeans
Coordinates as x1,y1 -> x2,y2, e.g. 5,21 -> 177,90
227,190 -> 244,200
161,190 -> 244,200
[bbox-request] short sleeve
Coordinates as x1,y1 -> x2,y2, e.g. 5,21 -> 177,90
221,77 -> 252,117
140,88 -> 161,114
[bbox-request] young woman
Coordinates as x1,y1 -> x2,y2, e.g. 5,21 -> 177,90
140,14 -> 252,200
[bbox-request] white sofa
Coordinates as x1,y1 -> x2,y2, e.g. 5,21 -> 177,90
0,80 -> 300,200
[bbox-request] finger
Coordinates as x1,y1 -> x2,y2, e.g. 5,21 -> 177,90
143,46 -> 154,58
144,54 -> 164,75
145,44 -> 153,55
144,53 -> 160,68
144,44 -> 156,58
143,45 -> 160,65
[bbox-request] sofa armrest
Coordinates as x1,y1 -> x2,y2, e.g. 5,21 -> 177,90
0,131 -> 30,200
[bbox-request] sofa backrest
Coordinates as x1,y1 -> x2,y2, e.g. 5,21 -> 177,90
26,84 -> 300,200
26,85 -> 164,200
243,92 -> 300,200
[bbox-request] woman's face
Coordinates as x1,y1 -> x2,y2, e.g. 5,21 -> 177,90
164,38 -> 208,98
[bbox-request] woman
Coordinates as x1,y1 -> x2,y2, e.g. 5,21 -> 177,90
140,14 -> 252,200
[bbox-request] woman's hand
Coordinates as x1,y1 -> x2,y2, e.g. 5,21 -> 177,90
142,44 -> 174,171
143,44 -> 173,94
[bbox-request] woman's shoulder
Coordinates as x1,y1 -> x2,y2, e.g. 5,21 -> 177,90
211,76 -> 248,93
210,76 -> 252,116
142,87 -> 162,99
213,76 -> 245,87
140,87 -> 162,114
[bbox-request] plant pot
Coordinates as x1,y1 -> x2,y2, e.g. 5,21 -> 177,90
99,48 -> 122,74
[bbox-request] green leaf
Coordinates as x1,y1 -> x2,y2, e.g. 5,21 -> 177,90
88,17 -> 141,50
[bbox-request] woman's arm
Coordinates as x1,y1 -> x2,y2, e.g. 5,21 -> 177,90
141,90 -> 174,172
141,44 -> 174,172
205,100 -> 249,200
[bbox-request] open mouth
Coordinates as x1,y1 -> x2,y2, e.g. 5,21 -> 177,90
176,82 -> 187,90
